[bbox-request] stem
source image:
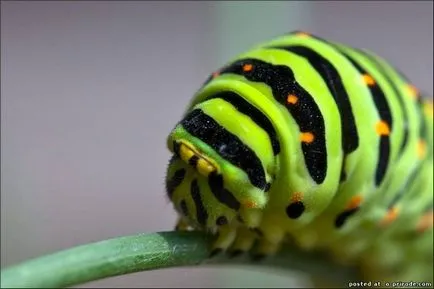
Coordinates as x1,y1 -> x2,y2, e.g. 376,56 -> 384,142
1,231 -> 358,288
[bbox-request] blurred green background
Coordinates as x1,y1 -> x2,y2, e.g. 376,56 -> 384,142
1,1 -> 432,287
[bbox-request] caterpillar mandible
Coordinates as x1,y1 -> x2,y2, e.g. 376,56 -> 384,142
165,31 -> 433,283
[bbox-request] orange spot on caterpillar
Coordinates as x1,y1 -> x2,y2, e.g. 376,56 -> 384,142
212,71 -> 220,78
406,84 -> 419,100
300,132 -> 315,143
242,64 -> 253,72
362,74 -> 376,86
375,120 -> 390,136
295,31 -> 311,38
416,211 -> 433,233
417,139 -> 427,159
290,192 -> 304,203
244,201 -> 258,209
381,207 -> 399,226
286,94 -> 298,105
346,195 -> 363,210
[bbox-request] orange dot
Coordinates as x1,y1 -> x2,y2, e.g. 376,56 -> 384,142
417,139 -> 427,159
291,192 -> 304,203
295,31 -> 311,38
212,71 -> 219,78
416,211 -> 433,233
381,207 -> 399,226
286,94 -> 298,105
362,74 -> 376,86
346,195 -> 363,210
242,64 -> 253,72
244,201 -> 258,209
376,120 -> 390,136
300,132 -> 315,143
406,84 -> 419,100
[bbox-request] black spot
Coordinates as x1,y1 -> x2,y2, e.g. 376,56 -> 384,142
216,215 -> 228,226
286,201 -> 305,219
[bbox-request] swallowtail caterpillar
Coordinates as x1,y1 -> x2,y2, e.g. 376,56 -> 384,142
165,31 -> 433,283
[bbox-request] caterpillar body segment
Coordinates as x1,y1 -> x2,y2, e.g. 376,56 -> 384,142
164,31 -> 433,283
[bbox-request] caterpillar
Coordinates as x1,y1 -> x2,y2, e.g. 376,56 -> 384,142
165,31 -> 433,284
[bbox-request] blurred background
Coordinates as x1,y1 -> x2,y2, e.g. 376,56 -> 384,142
1,1 -> 432,287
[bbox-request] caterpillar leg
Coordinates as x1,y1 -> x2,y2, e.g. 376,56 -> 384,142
247,214 -> 286,259
226,226 -> 257,258
210,225 -> 237,257
250,237 -> 282,261
174,217 -> 192,231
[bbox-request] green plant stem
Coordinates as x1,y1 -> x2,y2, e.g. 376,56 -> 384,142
1,231 -> 358,288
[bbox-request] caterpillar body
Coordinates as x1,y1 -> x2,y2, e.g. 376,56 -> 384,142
165,31 -> 433,283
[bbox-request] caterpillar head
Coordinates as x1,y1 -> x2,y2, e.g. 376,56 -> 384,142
165,93 -> 276,230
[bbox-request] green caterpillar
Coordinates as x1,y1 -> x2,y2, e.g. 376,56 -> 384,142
165,31 -> 433,283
